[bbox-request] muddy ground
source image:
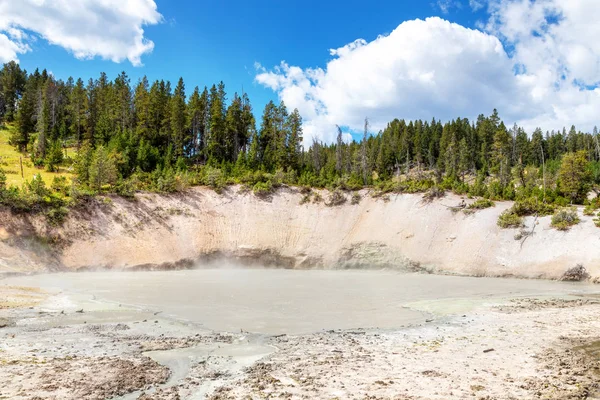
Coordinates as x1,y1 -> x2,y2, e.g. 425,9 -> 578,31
1,286 -> 599,400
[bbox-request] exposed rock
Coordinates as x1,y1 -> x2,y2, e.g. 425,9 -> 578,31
336,242 -> 421,271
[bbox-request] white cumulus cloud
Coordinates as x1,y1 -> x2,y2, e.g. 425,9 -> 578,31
257,1 -> 600,144
256,17 -> 536,144
0,0 -> 162,66
486,0 -> 600,131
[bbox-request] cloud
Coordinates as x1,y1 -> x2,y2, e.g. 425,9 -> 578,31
436,0 -> 462,14
256,17 -> 536,144
257,2 -> 600,144
486,0 -> 600,130
469,0 -> 485,11
0,0 -> 162,66
0,33 -> 29,62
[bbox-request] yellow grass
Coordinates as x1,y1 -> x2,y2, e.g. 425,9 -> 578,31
0,123 -> 74,187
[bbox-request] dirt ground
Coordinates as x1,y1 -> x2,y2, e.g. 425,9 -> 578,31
2,186 -> 600,282
1,285 -> 599,400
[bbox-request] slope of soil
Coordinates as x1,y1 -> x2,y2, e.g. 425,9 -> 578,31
0,185 -> 598,281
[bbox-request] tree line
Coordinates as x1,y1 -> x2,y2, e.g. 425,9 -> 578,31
1,61 -> 599,208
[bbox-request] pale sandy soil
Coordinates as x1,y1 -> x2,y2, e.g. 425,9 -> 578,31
1,186 -> 600,282
1,285 -> 599,400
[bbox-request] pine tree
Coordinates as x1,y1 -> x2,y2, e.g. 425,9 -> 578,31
225,93 -> 243,162
361,118 -> 369,184
458,138 -> 470,182
134,76 -> 151,141
273,101 -> 289,169
491,122 -> 512,185
0,61 -> 27,122
74,141 -> 94,184
239,92 -> 255,158
89,145 -> 118,190
114,72 -> 132,132
170,77 -> 187,159
287,109 -> 303,170
69,78 -> 87,147
559,151 -> 591,203
14,78 -> 37,151
206,84 -> 226,163
258,101 -> 277,169
187,86 -> 204,159
45,140 -> 64,172
336,126 -> 343,173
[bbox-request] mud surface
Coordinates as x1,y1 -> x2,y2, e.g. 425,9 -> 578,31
1,270 -> 600,399
4,270 -> 599,334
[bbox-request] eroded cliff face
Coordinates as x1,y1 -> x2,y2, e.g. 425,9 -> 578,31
0,186 -> 598,281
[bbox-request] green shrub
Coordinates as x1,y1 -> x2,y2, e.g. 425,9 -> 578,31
351,192 -> 361,205
156,168 -> 178,193
46,206 -> 69,226
205,167 -> 225,193
594,212 -> 600,228
313,192 -> 323,203
487,180 -> 504,200
253,180 -> 273,197
497,210 -> 524,229
272,169 -> 285,187
373,180 -> 397,196
584,204 -> 598,216
25,174 -> 50,201
284,168 -> 297,185
299,193 -> 311,205
511,197 -> 555,217
422,186 -> 445,202
584,197 -> 600,216
401,179 -> 435,194
452,181 -> 469,195
115,178 -> 137,198
69,184 -> 95,203
51,176 -> 70,196
327,189 -> 346,206
467,198 -> 495,210
300,186 -> 312,195
551,207 -> 580,231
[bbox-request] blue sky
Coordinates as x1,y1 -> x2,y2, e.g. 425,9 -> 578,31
2,0 -> 600,144
14,0 -> 487,118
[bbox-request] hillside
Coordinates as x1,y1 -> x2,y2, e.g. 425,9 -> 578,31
0,186 -> 598,282
0,123 -> 73,187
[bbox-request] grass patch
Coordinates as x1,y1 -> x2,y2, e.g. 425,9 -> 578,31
0,124 -> 74,187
